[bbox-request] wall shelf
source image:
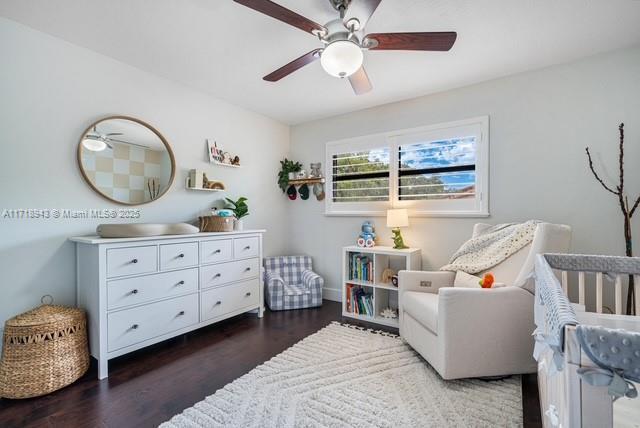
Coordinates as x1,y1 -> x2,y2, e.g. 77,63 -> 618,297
185,177 -> 224,192
288,177 -> 325,186
210,161 -> 241,168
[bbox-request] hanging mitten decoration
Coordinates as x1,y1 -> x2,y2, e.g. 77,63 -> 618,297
313,183 -> 325,201
299,183 -> 310,200
287,184 -> 297,200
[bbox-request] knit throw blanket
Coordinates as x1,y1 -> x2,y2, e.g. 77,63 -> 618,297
440,220 -> 540,274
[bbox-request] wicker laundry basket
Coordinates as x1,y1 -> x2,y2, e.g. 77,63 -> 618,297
0,302 -> 89,399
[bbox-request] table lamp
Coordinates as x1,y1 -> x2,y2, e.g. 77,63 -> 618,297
387,209 -> 409,249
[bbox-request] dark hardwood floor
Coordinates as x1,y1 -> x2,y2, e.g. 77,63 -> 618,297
0,301 -> 541,427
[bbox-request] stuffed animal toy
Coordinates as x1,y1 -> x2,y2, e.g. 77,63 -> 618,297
479,273 -> 495,288
356,221 -> 376,247
381,268 -> 396,283
202,174 -> 225,190
309,162 -> 322,178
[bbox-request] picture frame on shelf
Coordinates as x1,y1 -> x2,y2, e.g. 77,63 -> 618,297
207,139 -> 223,163
207,139 -> 241,167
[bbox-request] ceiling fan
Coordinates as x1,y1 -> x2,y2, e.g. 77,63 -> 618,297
82,127 -> 149,152
233,0 -> 457,95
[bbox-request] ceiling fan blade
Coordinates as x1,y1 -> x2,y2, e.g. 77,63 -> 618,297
233,0 -> 326,35
343,0 -> 382,30
348,66 -> 372,95
108,137 -> 150,149
364,32 -> 457,51
263,49 -> 322,82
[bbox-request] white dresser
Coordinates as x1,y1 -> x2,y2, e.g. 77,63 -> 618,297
70,230 -> 265,379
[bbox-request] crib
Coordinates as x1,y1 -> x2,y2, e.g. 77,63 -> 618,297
533,253 -> 640,428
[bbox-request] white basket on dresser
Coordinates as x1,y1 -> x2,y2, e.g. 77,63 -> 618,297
70,230 -> 265,379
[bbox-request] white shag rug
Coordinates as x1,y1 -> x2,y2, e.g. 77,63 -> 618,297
161,322 -> 523,427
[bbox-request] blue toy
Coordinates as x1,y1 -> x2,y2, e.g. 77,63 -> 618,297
357,221 -> 376,247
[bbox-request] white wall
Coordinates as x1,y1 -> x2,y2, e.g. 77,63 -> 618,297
0,18 -> 290,326
290,46 -> 640,307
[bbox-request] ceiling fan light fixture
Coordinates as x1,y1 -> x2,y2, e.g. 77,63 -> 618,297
320,40 -> 363,78
82,137 -> 107,152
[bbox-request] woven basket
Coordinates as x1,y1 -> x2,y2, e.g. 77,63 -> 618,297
199,215 -> 234,232
0,304 -> 89,399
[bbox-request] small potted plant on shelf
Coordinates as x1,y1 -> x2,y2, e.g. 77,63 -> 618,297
278,158 -> 302,192
225,197 -> 249,231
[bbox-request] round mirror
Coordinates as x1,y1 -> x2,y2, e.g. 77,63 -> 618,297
77,116 -> 175,205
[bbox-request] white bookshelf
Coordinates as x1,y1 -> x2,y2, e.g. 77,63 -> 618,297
342,245 -> 421,328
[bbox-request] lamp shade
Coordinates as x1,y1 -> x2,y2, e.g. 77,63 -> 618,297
386,209 -> 409,228
82,138 -> 107,152
320,40 -> 363,78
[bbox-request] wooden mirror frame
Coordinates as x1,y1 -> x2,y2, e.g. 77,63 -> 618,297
77,115 -> 176,206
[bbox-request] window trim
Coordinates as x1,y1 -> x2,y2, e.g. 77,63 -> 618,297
325,116 -> 489,218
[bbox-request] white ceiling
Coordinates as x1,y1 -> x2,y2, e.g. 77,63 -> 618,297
2,0 -> 640,125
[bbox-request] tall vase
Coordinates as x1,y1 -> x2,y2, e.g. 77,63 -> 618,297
234,218 -> 244,231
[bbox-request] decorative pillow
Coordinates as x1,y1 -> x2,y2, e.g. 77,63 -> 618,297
454,271 -> 506,288
454,271 -> 482,288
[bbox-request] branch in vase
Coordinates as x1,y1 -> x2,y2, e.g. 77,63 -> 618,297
630,196 -> 640,218
585,147 -> 619,195
618,123 -> 625,194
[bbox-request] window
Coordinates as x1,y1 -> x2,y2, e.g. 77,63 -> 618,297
325,117 -> 488,217
332,147 -> 390,203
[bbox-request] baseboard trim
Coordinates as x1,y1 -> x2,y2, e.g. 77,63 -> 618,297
323,287 -> 342,302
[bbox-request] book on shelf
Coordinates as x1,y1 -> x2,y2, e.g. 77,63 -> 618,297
349,253 -> 374,283
345,284 -> 374,317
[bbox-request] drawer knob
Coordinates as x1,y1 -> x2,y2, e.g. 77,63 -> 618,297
244,246 -> 251,250
215,300 -> 222,306
131,258 -> 138,264
213,249 -> 221,254
245,267 -> 252,272
131,289 -> 139,294
178,253 -> 185,258
177,280 -> 185,286
245,292 -> 252,297
131,324 -> 139,330
213,273 -> 222,278
178,310 -> 185,316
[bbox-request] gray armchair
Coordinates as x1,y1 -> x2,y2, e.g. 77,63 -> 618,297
263,256 -> 323,311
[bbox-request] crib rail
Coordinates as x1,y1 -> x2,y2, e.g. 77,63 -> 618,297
543,253 -> 640,315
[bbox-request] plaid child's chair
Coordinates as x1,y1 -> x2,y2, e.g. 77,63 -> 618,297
263,256 -> 323,311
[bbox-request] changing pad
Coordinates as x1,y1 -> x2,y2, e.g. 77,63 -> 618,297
96,223 -> 199,238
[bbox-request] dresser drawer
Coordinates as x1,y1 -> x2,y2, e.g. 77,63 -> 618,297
200,279 -> 260,322
107,246 -> 157,278
160,242 -> 198,270
233,237 -> 259,259
107,293 -> 198,352
200,258 -> 259,289
107,268 -> 198,310
200,239 -> 233,264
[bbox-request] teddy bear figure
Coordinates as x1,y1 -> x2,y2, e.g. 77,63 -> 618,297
309,163 -> 322,178
357,221 -> 376,247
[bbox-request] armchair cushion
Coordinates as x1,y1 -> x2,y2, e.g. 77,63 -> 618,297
284,284 -> 307,296
403,292 -> 439,335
